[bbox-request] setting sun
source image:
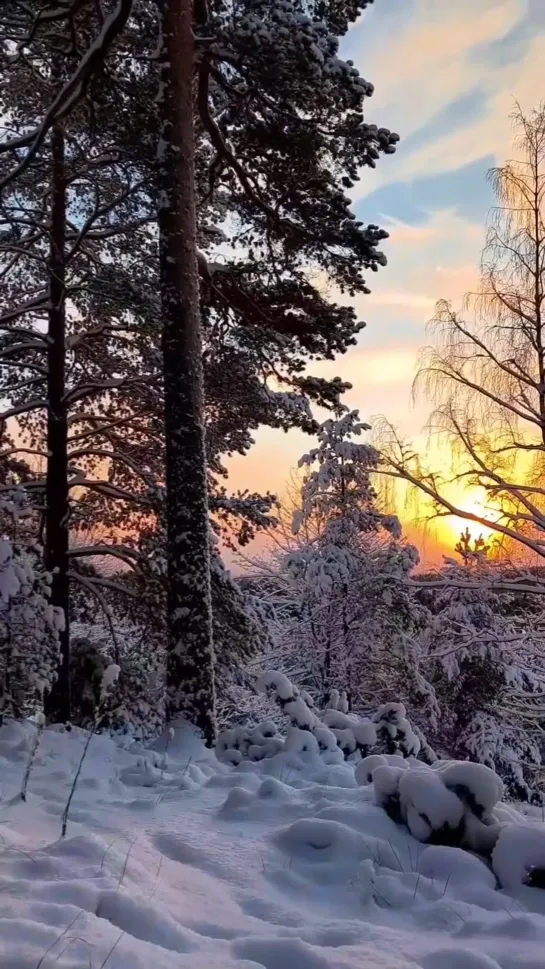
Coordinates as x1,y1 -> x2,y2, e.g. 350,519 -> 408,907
438,486 -> 498,546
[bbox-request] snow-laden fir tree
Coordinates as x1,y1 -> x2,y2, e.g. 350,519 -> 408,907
279,409 -> 432,710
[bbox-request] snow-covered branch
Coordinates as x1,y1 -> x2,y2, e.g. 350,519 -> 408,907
0,0 -> 134,192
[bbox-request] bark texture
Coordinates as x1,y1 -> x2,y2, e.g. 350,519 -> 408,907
158,0 -> 216,744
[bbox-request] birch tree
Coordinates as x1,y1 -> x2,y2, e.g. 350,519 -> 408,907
380,105 -> 545,567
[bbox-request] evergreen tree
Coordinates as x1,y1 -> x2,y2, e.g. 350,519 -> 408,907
0,0 -> 156,718
280,410 -> 421,706
0,0 -> 399,731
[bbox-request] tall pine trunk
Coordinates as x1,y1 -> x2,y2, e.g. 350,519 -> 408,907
44,121 -> 70,723
158,0 -> 216,745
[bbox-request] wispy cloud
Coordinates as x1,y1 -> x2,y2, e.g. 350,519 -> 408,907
350,0 -> 544,195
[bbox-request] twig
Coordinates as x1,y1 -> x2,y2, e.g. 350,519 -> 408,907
21,714 -> 45,802
98,930 -> 125,969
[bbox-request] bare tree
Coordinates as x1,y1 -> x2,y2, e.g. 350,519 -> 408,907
380,105 -> 545,564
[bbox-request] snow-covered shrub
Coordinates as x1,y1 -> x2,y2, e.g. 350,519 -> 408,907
492,823 -> 545,890
359,754 -> 508,857
69,636 -> 109,725
216,670 -> 545,890
70,565 -> 166,738
216,669 -> 424,769
0,492 -> 63,720
69,617 -> 165,738
373,702 -> 421,757
415,535 -> 545,800
216,719 -> 283,765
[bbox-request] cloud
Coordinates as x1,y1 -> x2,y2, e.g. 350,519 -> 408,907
365,290 -> 435,311
470,0 -> 545,68
357,157 -> 496,226
358,208 -> 483,328
349,0 -> 544,194
336,346 -> 419,386
398,87 -> 490,161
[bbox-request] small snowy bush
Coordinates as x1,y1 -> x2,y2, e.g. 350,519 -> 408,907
215,670 -> 422,768
492,823 -> 545,890
360,755 -> 508,857
71,577 -> 166,738
372,702 -> 421,758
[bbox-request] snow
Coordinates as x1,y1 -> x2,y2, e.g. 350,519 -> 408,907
101,663 -> 121,699
492,824 -> 545,891
436,761 -> 505,816
0,719 -> 545,969
356,754 -> 393,785
398,768 -> 465,838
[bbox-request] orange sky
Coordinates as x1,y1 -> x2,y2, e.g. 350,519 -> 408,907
226,0 -> 545,568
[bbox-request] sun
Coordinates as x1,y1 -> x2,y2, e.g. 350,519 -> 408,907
438,486 -> 498,547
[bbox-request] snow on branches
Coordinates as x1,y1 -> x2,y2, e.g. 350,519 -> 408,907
215,670 -> 423,767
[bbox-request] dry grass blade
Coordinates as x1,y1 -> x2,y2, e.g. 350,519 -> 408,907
36,910 -> 84,968
98,930 -> 125,969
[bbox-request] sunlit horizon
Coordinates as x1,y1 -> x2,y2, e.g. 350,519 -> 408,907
226,0 -> 545,570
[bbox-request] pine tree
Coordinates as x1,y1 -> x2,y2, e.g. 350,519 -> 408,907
0,0 -> 399,732
157,0 -> 216,742
0,1 -> 156,718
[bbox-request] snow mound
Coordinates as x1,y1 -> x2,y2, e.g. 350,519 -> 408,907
359,754 -> 514,865
420,950 -> 502,969
435,760 -> 504,816
492,823 -> 545,890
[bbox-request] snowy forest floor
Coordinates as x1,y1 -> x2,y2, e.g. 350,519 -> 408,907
0,722 -> 544,969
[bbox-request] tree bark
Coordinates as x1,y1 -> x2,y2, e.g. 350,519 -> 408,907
44,120 -> 70,723
158,0 -> 216,744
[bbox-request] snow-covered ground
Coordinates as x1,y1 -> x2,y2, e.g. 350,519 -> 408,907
0,721 -> 544,969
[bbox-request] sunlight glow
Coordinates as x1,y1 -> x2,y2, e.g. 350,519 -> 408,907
435,485 -> 498,548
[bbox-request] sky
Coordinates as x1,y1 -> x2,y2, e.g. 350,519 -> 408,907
226,0 -> 545,565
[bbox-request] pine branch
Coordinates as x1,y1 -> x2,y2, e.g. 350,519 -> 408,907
0,0 -> 134,193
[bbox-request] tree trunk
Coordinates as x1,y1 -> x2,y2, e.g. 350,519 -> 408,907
158,0 -> 216,744
44,121 -> 70,723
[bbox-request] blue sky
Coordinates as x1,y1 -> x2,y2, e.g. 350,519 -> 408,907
227,0 -> 545,557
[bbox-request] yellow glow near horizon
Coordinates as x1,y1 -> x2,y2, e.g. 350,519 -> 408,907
429,484 -> 499,550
